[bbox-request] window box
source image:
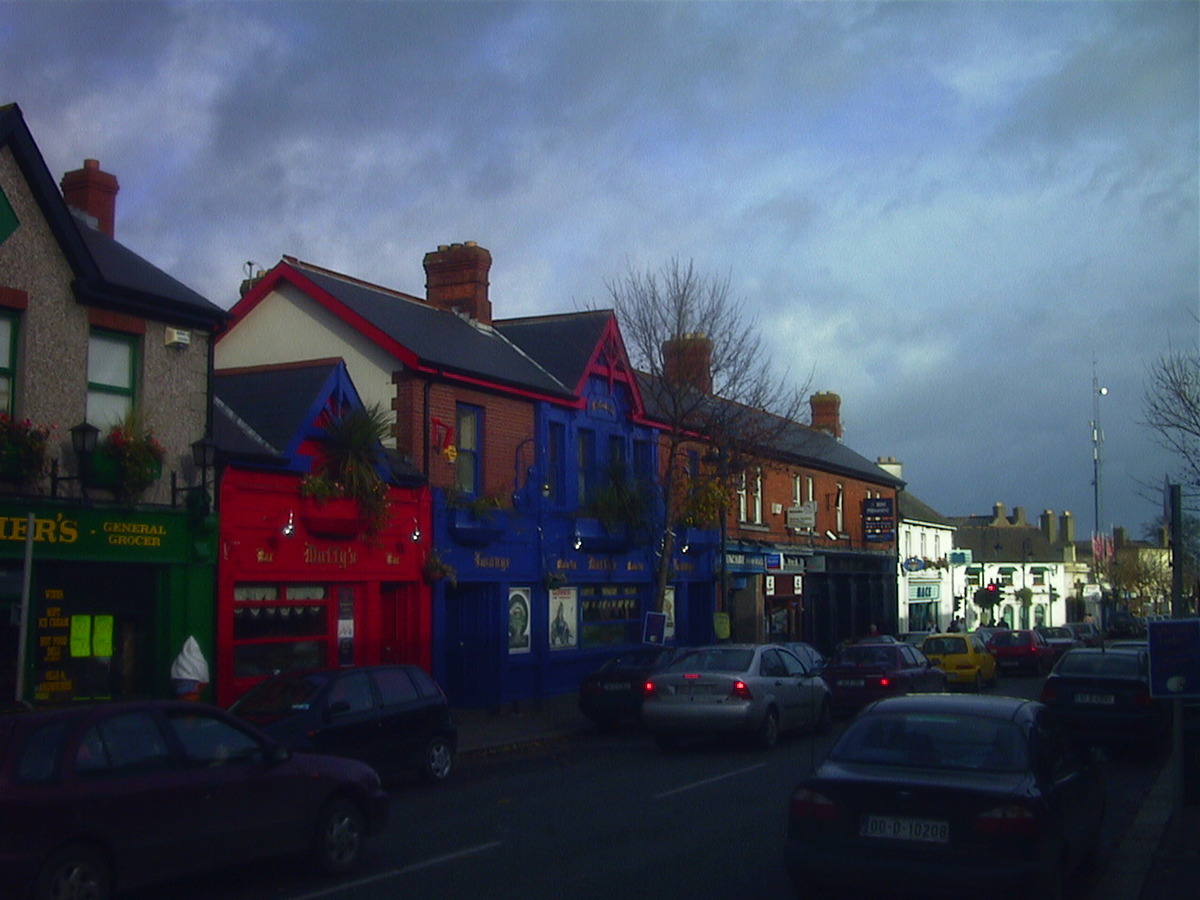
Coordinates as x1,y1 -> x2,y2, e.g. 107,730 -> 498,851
299,496 -> 364,539
449,506 -> 508,546
573,517 -> 632,553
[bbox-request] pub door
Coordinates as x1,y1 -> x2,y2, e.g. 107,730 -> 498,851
443,583 -> 500,708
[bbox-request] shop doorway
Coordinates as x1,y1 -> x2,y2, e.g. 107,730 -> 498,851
379,582 -> 427,669
443,583 -> 499,708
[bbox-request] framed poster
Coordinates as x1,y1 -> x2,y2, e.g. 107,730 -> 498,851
508,587 -> 531,654
662,586 -> 676,641
549,587 -> 578,650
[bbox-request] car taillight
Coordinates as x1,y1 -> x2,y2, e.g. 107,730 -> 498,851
974,804 -> 1038,836
643,681 -> 658,699
1039,682 -> 1056,703
876,676 -> 891,688
730,680 -> 754,700
790,787 -> 838,820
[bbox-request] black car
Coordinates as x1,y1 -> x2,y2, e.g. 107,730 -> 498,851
785,694 -> 1104,900
577,645 -> 686,730
1035,625 -> 1082,661
0,700 -> 388,900
230,664 -> 457,783
1039,647 -> 1172,751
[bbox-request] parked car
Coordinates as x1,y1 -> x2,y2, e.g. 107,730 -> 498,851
1039,647 -> 1172,751
822,639 -> 947,716
896,631 -> 932,646
1035,625 -> 1083,660
987,629 -> 1055,676
1065,621 -> 1103,647
230,664 -> 457,783
577,645 -> 686,730
775,641 -> 826,673
0,700 -> 388,900
920,632 -> 998,692
972,626 -> 1004,646
784,694 -> 1105,900
642,644 -> 832,750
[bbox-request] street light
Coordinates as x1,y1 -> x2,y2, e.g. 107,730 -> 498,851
1091,370 -> 1108,537
50,420 -> 100,498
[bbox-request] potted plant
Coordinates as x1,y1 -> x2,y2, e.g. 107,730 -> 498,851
91,412 -> 165,501
300,404 -> 391,538
0,414 -> 52,486
423,550 -> 457,587
447,491 -> 509,545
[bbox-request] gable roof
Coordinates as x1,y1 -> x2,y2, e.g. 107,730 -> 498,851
228,258 -> 575,402
213,358 -> 422,484
0,103 -> 227,330
898,491 -> 954,528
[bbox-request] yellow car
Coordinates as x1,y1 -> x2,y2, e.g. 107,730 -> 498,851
920,632 -> 997,691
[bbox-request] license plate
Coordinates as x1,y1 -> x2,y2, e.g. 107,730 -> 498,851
1076,693 -> 1115,705
860,815 -> 949,843
838,679 -> 865,688
602,683 -> 628,692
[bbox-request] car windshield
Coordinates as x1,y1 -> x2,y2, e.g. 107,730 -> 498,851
231,674 -> 326,714
989,631 -> 1028,647
830,712 -> 1028,773
832,645 -> 895,667
1056,653 -> 1143,678
923,637 -> 968,655
667,648 -> 754,674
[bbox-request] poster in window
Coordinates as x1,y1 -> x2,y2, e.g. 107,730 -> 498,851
508,587 -> 531,654
549,587 -> 578,650
662,586 -> 676,641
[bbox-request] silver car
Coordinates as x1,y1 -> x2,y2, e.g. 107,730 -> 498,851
641,644 -> 832,750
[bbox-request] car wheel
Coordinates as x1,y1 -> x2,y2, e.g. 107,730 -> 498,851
756,709 -> 779,750
311,795 -> 367,875
420,735 -> 454,783
34,844 -> 112,900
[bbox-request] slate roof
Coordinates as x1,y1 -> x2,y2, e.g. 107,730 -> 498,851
636,370 -> 903,489
898,491 -> 954,528
285,260 -> 574,401
496,310 -> 614,393
0,103 -> 227,330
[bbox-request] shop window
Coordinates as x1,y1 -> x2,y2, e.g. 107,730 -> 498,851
232,584 -> 330,678
87,329 -> 138,428
835,483 -> 845,533
580,584 -> 641,647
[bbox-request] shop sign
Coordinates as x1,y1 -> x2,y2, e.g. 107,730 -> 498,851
0,504 -> 195,561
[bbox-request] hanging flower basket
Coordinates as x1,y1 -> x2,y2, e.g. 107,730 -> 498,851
299,495 -> 365,539
89,424 -> 165,501
0,415 -> 52,486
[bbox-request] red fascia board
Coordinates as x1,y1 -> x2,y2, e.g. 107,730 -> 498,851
412,361 -> 584,409
219,263 -> 419,369
573,316 -> 647,419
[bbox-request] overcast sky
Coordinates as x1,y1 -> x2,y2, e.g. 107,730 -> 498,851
3,1 -> 1196,538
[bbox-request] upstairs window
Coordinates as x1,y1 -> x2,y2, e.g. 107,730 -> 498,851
87,329 -> 137,428
577,428 -> 596,506
0,312 -> 16,414
455,404 -> 481,496
545,421 -> 565,504
835,483 -> 845,533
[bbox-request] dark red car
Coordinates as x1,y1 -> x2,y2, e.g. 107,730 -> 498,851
821,639 -> 947,716
988,629 -> 1055,676
0,700 -> 389,900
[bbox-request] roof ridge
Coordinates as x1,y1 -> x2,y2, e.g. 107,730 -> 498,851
284,256 -> 424,304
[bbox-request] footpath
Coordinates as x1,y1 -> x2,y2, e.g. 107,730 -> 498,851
453,693 -> 1199,900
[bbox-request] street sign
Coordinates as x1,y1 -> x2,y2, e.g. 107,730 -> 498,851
1148,618 -> 1200,699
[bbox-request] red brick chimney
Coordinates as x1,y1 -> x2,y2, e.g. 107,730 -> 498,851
60,159 -> 119,238
662,334 -> 713,393
810,391 -> 842,439
423,242 -> 492,325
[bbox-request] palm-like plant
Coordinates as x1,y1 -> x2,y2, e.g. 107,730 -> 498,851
302,403 -> 391,535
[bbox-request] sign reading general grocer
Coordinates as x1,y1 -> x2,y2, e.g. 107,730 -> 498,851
0,504 -> 196,561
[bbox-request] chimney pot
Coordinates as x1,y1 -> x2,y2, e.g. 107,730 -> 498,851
809,392 -> 843,439
662,334 -> 713,394
60,158 -> 119,238
424,242 -> 493,325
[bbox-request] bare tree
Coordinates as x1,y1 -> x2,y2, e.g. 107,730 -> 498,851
606,257 -> 811,609
1143,348 -> 1200,496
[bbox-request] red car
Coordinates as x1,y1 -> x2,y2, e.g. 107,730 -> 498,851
821,639 -> 947,716
988,629 -> 1055,676
0,700 -> 389,900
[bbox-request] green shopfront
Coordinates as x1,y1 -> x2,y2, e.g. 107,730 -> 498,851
0,501 -> 215,706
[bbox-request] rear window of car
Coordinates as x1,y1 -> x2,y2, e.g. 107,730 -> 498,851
832,645 -> 896,666
407,667 -> 445,700
1057,653 -> 1143,678
1040,627 -> 1072,639
990,632 -> 1025,647
668,649 -> 754,673
232,675 -> 325,714
831,713 -> 1028,772
375,668 -> 419,706
924,637 -> 967,655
